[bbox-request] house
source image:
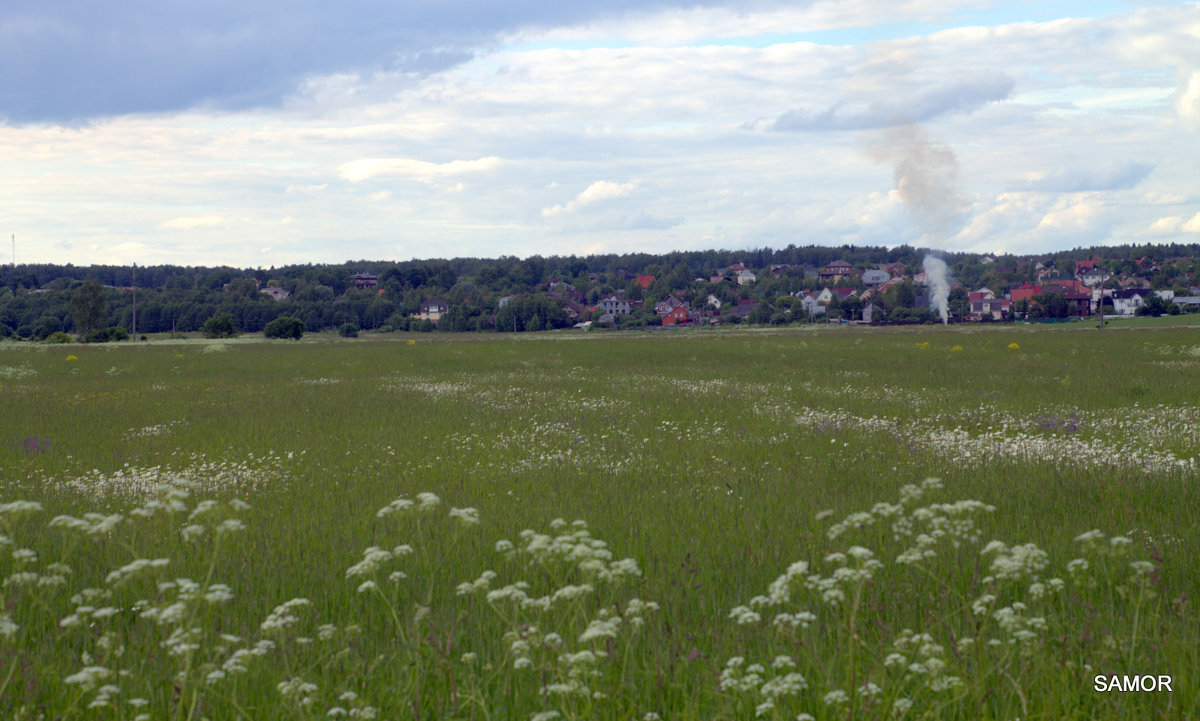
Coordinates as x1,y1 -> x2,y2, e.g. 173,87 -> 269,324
968,288 -> 994,302
833,288 -> 857,301
1060,287 -> 1093,316
414,299 -> 449,322
1079,268 -> 1110,287
1010,282 -> 1042,303
883,262 -> 907,277
709,273 -> 727,284
560,298 -> 589,320
1172,296 -> 1200,308
861,269 -> 890,286
736,269 -> 757,286
661,305 -> 690,326
726,298 -> 756,318
260,287 -> 290,301
1153,290 -> 1175,301
634,275 -> 656,290
1075,258 -> 1102,276
727,263 -> 748,273
815,288 -> 833,305
654,295 -> 689,316
861,303 -> 882,323
498,295 -> 514,308
353,273 -> 378,290
706,294 -> 722,310
1036,266 -> 1063,282
799,295 -> 826,317
1111,289 -> 1145,316
598,294 -> 638,315
820,260 -> 853,282
969,297 -> 1011,321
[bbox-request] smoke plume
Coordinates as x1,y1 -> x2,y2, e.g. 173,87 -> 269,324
868,124 -> 969,239
922,255 -> 950,323
868,124 -> 968,324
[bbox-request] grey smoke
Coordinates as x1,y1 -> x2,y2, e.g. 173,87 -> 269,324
867,124 -> 969,240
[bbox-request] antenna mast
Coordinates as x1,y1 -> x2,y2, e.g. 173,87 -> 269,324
10,234 -> 13,267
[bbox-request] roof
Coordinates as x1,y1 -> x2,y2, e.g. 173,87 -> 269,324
634,275 -> 655,289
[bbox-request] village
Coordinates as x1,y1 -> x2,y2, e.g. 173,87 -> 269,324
376,255 -> 1200,330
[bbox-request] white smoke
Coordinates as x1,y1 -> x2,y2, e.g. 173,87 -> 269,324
868,124 -> 968,324
923,255 -> 950,324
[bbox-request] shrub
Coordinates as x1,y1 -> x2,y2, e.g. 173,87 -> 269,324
264,316 -> 305,340
43,332 -> 73,344
202,313 -> 238,339
339,323 -> 359,338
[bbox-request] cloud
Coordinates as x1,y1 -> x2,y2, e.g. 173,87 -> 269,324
338,156 -> 502,183
1016,161 -> 1153,193
1179,70 -> 1200,132
542,180 -> 636,216
772,72 -> 1015,131
160,215 -> 224,230
0,0 -> 758,124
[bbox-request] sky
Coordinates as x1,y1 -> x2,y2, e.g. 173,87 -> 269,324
2,0 -> 1198,268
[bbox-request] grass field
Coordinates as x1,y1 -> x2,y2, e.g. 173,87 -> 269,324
1,324 -> 1197,720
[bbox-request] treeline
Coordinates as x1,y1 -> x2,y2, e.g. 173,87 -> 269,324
2,242 -> 1198,339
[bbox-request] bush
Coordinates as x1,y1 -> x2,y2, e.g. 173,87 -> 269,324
264,316 -> 305,340
43,332 -> 73,344
107,326 -> 129,341
202,313 -> 238,339
339,323 -> 359,338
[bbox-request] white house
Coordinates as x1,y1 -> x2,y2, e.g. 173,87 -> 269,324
1111,290 -> 1145,316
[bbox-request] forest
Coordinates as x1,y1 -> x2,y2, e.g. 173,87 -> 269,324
2,243 -> 1198,339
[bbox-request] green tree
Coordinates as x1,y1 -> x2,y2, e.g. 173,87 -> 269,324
202,312 -> 239,338
70,280 -> 108,339
264,316 -> 305,339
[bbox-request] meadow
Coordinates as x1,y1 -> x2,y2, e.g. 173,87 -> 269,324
0,323 -> 1197,720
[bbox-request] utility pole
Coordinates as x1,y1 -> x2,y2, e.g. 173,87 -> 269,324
10,234 -> 13,267
132,263 -> 137,341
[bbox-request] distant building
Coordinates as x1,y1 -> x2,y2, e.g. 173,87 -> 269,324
353,273 -> 378,290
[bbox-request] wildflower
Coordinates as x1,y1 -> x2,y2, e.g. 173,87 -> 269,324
1074,529 -> 1104,544
449,507 -> 480,524
416,492 -> 441,510
66,355 -> 78,361
823,689 -> 849,705
729,605 -> 761,625
1007,342 -> 1020,350
357,580 -> 378,593
761,673 -> 808,698
951,345 -> 963,352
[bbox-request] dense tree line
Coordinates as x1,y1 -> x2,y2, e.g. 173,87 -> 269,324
2,242 -> 1198,339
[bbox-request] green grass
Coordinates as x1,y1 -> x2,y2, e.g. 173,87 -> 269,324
0,326 -> 1197,720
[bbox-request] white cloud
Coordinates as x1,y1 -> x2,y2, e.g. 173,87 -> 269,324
1184,211 -> 1200,233
1178,70 -> 1200,132
160,215 -> 224,230
338,156 -> 503,183
542,180 -> 636,216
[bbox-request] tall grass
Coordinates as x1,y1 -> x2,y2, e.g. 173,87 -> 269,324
0,326 -> 1196,718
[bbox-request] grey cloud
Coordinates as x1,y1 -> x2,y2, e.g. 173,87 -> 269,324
1016,161 -> 1154,193
771,71 -> 1015,132
0,0 -> 748,124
